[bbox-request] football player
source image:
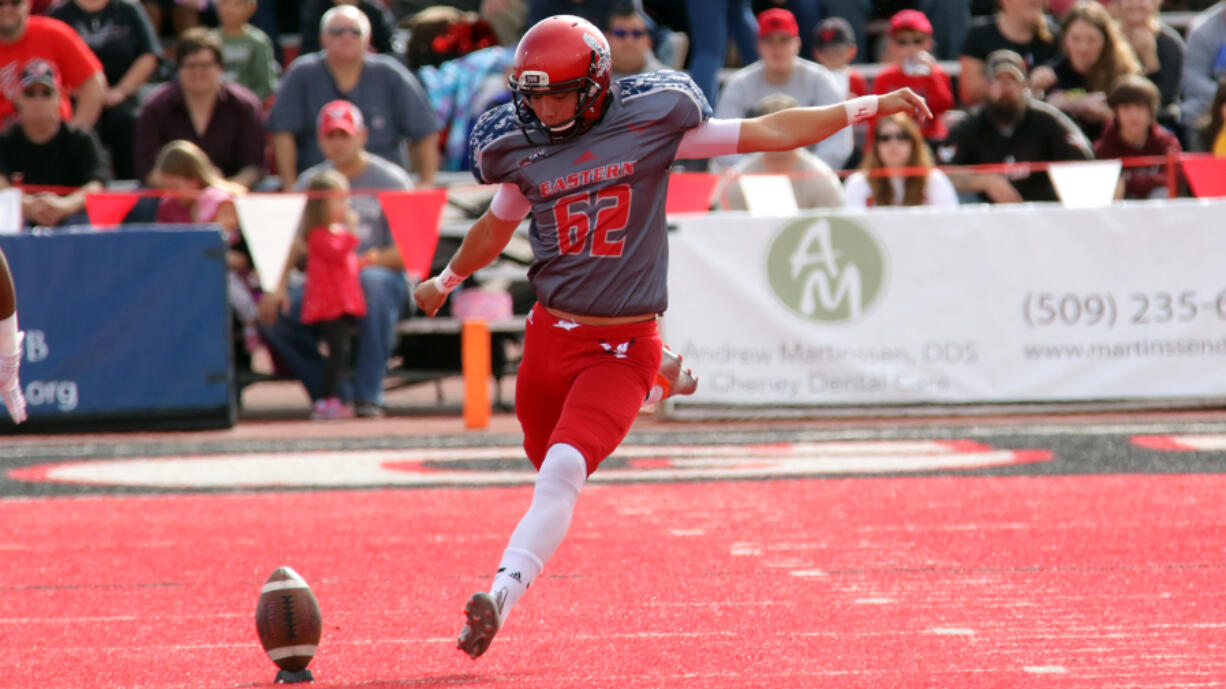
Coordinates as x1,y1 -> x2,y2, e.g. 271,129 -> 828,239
414,14 -> 929,659
0,247 -> 26,424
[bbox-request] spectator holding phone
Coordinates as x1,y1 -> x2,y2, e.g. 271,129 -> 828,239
872,10 -> 956,144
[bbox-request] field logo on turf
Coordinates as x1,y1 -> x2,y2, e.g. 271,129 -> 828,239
765,217 -> 887,325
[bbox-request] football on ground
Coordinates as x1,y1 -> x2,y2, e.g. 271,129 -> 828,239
255,566 -> 322,672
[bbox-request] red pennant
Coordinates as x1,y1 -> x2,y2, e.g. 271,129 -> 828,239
85,192 -> 142,229
378,189 -> 448,281
665,172 -> 718,215
1180,155 -> 1226,198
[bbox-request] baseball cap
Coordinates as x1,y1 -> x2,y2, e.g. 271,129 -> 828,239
317,99 -> 364,136
814,17 -> 854,48
757,8 -> 798,39
986,49 -> 1028,81
20,59 -> 60,92
889,9 -> 933,36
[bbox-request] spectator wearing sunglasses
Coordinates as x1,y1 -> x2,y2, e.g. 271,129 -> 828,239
0,0 -> 105,132
871,10 -> 955,144
268,5 -> 441,188
0,59 -> 107,227
605,3 -> 665,81
298,0 -> 397,57
843,112 -> 957,208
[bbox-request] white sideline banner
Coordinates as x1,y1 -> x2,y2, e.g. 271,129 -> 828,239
664,200 -> 1226,405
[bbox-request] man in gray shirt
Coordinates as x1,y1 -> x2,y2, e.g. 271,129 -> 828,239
268,5 -> 441,188
714,7 -> 852,171
1180,2 -> 1226,146
259,100 -> 414,418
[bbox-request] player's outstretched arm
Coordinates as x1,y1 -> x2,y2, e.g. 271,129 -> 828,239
736,88 -> 932,154
414,208 -> 522,318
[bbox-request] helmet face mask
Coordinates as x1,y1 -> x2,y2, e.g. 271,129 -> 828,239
508,16 -> 612,143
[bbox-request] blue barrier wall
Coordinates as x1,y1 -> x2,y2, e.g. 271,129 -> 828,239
0,227 -> 235,429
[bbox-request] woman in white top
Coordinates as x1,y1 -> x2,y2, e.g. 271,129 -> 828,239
843,113 -> 959,209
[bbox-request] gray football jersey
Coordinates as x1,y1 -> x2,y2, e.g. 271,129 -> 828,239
469,70 -> 711,317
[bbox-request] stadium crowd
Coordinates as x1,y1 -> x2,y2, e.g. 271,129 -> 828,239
1,0 -> 1224,417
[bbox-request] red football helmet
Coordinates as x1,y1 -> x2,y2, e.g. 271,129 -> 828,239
508,15 -> 612,141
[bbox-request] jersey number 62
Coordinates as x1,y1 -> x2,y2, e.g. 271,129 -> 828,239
553,184 -> 630,257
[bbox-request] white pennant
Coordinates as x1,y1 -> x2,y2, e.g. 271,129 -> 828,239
234,194 -> 307,293
0,188 -> 21,233
738,174 -> 799,216
1048,160 -> 1121,209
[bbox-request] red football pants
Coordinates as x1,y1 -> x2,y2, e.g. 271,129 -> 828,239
515,304 -> 662,474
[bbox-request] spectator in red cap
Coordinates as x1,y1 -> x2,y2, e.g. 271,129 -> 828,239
0,0 -> 105,132
821,1 -> 970,62
715,7 -> 851,170
259,98 -> 414,420
872,9 -> 955,144
0,59 -> 106,227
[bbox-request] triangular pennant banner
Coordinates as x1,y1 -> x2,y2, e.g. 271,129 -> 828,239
1048,160 -> 1121,208
85,192 -> 141,229
1180,155 -> 1226,198
665,172 -> 718,215
0,188 -> 21,234
738,174 -> 799,216
379,189 -> 448,281
234,194 -> 307,293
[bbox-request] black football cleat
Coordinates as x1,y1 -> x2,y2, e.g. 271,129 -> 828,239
457,592 -> 501,659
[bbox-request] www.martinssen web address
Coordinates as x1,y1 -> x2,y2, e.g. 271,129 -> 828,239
1023,337 -> 1226,360
1022,291 -> 1226,330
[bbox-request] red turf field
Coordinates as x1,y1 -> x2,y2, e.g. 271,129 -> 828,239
4,473 -> 1225,688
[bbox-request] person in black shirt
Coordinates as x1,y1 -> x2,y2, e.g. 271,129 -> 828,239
959,0 -> 1061,106
0,60 -> 107,227
941,49 -> 1093,203
51,0 -> 163,180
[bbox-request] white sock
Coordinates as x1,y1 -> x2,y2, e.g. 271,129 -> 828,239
489,443 -> 587,623
0,313 -> 18,356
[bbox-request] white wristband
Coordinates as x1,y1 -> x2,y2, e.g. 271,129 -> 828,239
844,95 -> 878,124
435,265 -> 467,294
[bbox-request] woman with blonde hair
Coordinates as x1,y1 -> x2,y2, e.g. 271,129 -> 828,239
843,113 -> 958,209
151,139 -> 261,357
1030,1 -> 1141,141
152,139 -> 246,227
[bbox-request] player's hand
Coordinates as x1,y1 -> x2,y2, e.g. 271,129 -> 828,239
414,277 -> 449,318
878,88 -> 932,121
1,332 -> 27,424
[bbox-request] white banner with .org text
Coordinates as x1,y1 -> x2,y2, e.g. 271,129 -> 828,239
664,200 -> 1226,405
